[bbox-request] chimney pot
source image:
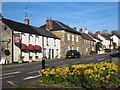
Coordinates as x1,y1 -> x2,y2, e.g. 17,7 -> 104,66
79,28 -> 83,33
46,17 -> 53,30
73,27 -> 77,30
24,16 -> 29,25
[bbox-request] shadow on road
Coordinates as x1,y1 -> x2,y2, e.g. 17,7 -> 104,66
110,53 -> 120,58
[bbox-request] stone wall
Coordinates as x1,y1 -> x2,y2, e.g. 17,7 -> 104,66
51,30 -> 84,57
1,23 -> 12,63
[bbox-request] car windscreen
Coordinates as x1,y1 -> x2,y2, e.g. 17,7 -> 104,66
67,50 -> 77,53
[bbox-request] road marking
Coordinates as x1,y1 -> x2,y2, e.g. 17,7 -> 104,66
86,58 -> 92,61
23,75 -> 41,80
2,69 -> 22,73
1,75 -> 14,79
7,81 -> 17,87
2,71 -> 21,76
27,70 -> 39,74
98,58 -> 105,61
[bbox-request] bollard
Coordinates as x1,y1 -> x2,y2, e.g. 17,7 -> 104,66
42,57 -> 45,69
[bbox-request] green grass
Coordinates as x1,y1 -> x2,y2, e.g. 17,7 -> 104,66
15,84 -> 27,90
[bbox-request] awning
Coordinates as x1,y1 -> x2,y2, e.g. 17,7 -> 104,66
21,44 -> 27,50
28,44 -> 34,50
34,45 -> 42,50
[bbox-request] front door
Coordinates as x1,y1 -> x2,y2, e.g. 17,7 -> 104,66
52,49 -> 54,59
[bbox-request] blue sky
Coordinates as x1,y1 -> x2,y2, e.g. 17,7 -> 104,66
2,2 -> 118,33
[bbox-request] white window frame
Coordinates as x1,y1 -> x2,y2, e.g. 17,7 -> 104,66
67,34 -> 70,40
72,35 -> 74,41
76,36 -> 78,42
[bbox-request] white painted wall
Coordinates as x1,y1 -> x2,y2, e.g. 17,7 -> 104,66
98,34 -> 110,49
22,33 -> 29,62
112,35 -> 119,47
43,37 -> 60,59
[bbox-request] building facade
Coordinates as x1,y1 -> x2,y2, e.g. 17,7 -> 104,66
1,17 -> 60,64
40,18 -> 83,57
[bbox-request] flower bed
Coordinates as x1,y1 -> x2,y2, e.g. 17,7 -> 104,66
38,61 -> 120,88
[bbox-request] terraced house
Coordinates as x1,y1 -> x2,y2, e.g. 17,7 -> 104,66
80,28 -> 96,55
1,17 -> 60,64
40,18 -> 86,57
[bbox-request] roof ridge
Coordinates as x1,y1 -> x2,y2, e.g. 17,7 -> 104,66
54,20 -> 66,29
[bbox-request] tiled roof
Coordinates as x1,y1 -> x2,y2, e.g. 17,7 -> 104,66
40,20 -> 82,35
2,18 -> 60,39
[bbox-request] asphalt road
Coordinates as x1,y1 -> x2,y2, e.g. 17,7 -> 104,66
1,53 -> 116,88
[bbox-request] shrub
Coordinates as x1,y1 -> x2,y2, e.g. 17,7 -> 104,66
90,51 -> 96,55
104,49 -> 111,52
38,62 -> 120,88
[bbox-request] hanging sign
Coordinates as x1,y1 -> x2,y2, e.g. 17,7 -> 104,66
14,34 -> 20,44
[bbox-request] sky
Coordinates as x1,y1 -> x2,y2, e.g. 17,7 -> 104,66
2,2 -> 118,33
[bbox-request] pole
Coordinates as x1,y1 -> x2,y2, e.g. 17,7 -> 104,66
42,57 -> 45,69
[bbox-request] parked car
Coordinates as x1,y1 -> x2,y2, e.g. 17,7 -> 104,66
66,50 -> 81,58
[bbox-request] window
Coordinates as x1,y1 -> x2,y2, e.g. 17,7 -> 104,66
54,39 -> 56,46
67,34 -> 70,40
77,47 -> 79,51
76,36 -> 78,42
72,35 -> 74,41
86,48 -> 88,52
68,46 -> 70,50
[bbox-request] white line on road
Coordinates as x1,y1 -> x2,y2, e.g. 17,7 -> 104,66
2,71 -> 21,76
27,70 -> 39,74
98,58 -> 105,61
2,69 -> 22,73
0,75 -> 15,80
23,75 -> 41,80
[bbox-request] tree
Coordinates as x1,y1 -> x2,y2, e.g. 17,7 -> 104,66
111,30 -> 118,35
102,30 -> 109,36
96,42 -> 102,53
113,42 -> 117,49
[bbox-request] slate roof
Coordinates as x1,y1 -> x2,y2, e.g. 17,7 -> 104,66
40,20 -> 82,35
81,33 -> 95,42
114,34 -> 120,39
89,33 -> 102,41
2,18 -> 60,39
100,34 -> 110,40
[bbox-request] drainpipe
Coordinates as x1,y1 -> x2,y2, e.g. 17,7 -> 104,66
42,36 -> 44,57
12,30 -> 14,63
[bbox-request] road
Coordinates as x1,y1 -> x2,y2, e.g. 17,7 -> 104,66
1,53 -> 115,88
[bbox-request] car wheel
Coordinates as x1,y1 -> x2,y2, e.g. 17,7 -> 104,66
75,55 -> 77,58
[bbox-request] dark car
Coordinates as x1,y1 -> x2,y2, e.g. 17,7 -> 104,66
66,50 -> 81,58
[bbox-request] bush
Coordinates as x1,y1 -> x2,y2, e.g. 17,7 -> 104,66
104,49 -> 111,52
38,62 -> 120,88
90,51 -> 96,55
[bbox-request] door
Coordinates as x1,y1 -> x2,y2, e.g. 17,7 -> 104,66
52,49 -> 54,59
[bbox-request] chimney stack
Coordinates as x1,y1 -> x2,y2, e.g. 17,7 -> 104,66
24,16 -> 29,25
73,27 -> 77,30
45,17 -> 53,30
98,29 -> 100,34
79,28 -> 83,33
85,28 -> 88,34
95,32 -> 99,38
